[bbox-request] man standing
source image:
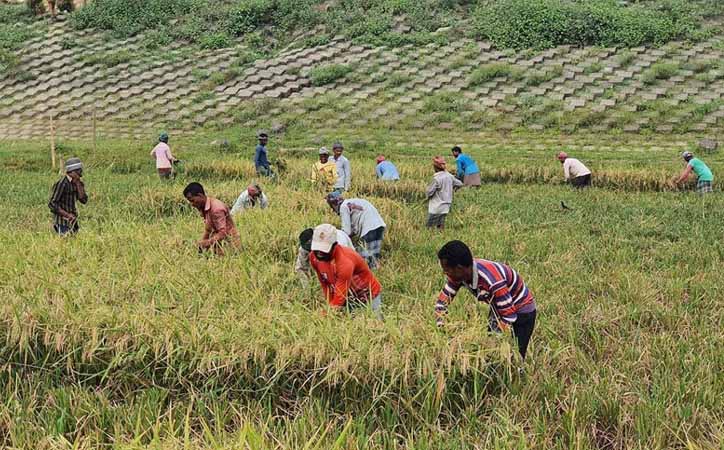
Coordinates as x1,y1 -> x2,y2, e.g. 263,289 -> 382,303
183,182 -> 240,255
150,132 -> 177,179
311,147 -> 338,191
326,192 -> 386,269
295,226 -> 354,287
332,142 -> 351,193
254,132 -> 274,177
375,155 -> 400,181
451,146 -> 481,187
674,151 -> 714,194
48,157 -> 88,236
231,184 -> 269,215
435,240 -> 537,360
309,224 -> 382,318
426,156 -> 462,230
557,152 -> 592,188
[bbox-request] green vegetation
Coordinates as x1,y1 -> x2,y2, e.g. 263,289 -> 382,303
309,64 -> 352,86
473,0 -> 701,50
525,66 -> 563,86
642,62 -> 680,84
423,91 -> 468,113
469,63 -> 524,86
82,50 -> 133,68
0,136 -> 722,448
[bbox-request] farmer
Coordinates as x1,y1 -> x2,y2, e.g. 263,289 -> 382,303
311,147 -> 338,191
557,152 -> 591,188
426,156 -> 462,230
183,182 -> 240,255
309,223 -> 383,318
674,151 -> 714,194
435,240 -> 537,360
375,155 -> 400,181
451,146 -> 481,187
254,132 -> 274,177
48,157 -> 88,236
230,183 -> 268,215
295,226 -> 354,287
332,142 -> 352,193
150,132 -> 177,179
326,192 -> 386,269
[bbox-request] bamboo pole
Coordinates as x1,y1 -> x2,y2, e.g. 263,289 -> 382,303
49,112 -> 56,170
92,107 -> 97,154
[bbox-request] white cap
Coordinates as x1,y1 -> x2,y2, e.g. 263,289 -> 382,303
319,147 -> 330,155
311,223 -> 338,253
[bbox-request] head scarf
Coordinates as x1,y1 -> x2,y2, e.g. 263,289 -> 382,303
432,156 -> 446,170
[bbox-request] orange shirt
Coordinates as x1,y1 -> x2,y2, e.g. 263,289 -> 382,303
202,197 -> 240,247
310,245 -> 382,308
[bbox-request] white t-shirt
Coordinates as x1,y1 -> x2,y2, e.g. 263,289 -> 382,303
563,158 -> 591,180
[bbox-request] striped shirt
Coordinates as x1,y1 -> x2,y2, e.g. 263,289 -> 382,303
48,175 -> 87,227
436,259 -> 535,324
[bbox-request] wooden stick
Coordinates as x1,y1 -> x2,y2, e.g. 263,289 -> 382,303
92,107 -> 97,154
49,112 -> 56,170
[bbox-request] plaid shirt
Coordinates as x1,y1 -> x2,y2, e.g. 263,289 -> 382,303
48,176 -> 87,227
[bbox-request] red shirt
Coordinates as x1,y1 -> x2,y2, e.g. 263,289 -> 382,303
202,197 -> 240,246
310,245 -> 382,308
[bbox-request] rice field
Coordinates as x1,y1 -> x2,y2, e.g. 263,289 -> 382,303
1,134 -> 722,449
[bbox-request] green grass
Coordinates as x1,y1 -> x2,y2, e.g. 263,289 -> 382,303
0,134 -> 722,448
309,64 -> 353,86
642,63 -> 680,85
469,63 -> 524,86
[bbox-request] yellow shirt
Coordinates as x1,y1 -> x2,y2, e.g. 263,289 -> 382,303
311,161 -> 338,188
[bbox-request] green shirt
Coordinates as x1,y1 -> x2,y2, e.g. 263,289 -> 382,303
688,158 -> 713,182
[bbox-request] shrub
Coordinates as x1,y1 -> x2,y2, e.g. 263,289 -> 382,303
0,23 -> 39,50
616,51 -> 635,67
423,91 -> 468,113
0,47 -> 18,73
642,62 -> 679,84
83,50 -> 132,68
309,64 -> 352,86
472,0 -> 699,50
525,66 -> 563,86
0,3 -> 32,23
142,30 -> 173,50
199,31 -> 232,49
469,63 -> 523,86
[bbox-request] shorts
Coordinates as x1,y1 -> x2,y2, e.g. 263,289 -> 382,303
426,213 -> 447,228
256,166 -> 275,178
347,294 -> 383,320
697,180 -> 713,194
158,168 -> 173,179
359,227 -> 385,269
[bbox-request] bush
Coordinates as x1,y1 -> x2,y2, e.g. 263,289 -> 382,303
0,3 -> 33,24
642,62 -> 680,84
469,63 -> 523,86
423,91 -> 468,113
83,50 -> 132,68
0,47 -> 18,73
309,64 -> 352,86
472,0 -> 699,50
143,30 -> 173,50
199,31 -> 232,49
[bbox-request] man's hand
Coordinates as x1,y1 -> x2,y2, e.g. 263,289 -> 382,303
65,212 -> 76,222
68,171 -> 82,183
197,239 -> 212,249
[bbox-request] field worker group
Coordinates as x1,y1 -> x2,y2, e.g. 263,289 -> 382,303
50,132 -> 717,369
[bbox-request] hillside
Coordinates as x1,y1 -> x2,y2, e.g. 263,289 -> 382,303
0,1 -> 722,142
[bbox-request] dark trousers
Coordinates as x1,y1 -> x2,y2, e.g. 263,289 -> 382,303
572,174 -> 591,188
489,309 -> 537,359
54,223 -> 79,236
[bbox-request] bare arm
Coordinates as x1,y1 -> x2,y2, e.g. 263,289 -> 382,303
675,165 -> 693,184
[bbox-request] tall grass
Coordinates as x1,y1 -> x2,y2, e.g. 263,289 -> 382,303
0,137 -> 722,448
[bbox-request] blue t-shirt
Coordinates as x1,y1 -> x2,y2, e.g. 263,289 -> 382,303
456,153 -> 479,177
375,161 -> 400,180
254,144 -> 269,169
